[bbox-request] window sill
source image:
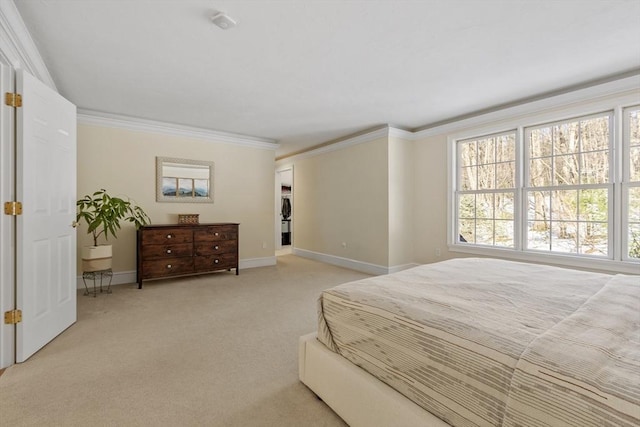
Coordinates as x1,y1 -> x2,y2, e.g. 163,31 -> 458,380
448,244 -> 640,275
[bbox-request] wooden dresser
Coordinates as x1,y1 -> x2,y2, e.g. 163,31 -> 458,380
136,223 -> 239,288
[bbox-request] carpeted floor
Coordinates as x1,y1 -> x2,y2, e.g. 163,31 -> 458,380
0,255 -> 371,426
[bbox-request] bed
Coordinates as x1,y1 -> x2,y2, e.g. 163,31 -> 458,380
298,258 -> 640,427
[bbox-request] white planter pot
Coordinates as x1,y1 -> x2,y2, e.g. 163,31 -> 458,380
81,245 -> 113,272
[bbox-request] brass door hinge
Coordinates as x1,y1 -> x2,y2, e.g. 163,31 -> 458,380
4,309 -> 22,325
5,92 -> 22,108
4,201 -> 22,215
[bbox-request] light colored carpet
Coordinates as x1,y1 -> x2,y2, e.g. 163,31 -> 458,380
0,255 -> 370,426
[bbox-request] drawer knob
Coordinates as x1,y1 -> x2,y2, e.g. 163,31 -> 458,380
214,245 -> 219,250
214,259 -> 219,264
167,264 -> 172,269
167,234 -> 173,239
166,249 -> 172,254
214,232 -> 219,236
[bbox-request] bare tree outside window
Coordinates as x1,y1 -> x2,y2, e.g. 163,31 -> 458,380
452,105 -> 639,266
626,108 -> 640,259
526,114 -> 611,256
457,133 -> 516,247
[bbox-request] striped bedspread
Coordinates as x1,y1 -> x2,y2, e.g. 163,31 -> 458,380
317,258 -> 640,426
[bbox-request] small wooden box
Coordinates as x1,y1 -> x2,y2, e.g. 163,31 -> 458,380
178,214 -> 199,224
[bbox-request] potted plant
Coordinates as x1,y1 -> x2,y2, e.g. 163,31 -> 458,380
76,189 -> 151,272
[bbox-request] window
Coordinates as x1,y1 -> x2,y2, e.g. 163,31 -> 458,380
625,107 -> 640,260
525,113 -> 611,256
456,132 -> 516,247
451,105 -> 639,269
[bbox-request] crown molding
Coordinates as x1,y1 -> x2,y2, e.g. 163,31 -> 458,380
0,1 -> 56,89
413,73 -> 640,139
77,109 -> 278,151
281,126 -> 396,162
388,127 -> 415,140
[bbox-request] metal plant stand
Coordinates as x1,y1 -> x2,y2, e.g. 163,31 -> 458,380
82,268 -> 113,297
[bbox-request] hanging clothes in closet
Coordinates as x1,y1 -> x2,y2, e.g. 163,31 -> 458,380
281,196 -> 291,219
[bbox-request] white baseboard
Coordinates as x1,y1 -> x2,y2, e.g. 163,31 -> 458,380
75,256 -> 277,289
387,262 -> 420,274
240,256 -> 277,270
292,248 -> 418,275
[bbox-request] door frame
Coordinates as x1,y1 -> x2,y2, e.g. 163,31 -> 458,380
275,166 -> 293,251
0,43 -> 16,370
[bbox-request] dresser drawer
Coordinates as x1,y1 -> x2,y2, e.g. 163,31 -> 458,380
194,240 -> 237,256
142,243 -> 193,260
194,225 -> 238,242
142,228 -> 192,245
141,258 -> 194,279
194,254 -> 238,272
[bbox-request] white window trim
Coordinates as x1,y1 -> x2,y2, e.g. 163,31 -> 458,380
447,89 -> 640,275
622,106 -> 640,262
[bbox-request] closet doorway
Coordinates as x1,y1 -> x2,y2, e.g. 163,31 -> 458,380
275,167 -> 293,256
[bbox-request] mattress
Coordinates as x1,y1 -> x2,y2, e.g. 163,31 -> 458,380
317,258 -> 640,426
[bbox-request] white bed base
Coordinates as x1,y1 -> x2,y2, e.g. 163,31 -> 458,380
298,332 -> 450,427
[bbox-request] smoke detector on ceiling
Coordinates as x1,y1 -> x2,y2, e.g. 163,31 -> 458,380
211,12 -> 237,30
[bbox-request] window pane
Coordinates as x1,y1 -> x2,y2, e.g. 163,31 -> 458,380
459,141 -> 476,167
629,224 -> 640,259
631,146 -> 640,182
527,191 -> 550,222
496,134 -> 516,163
529,158 -> 552,187
554,154 -> 579,186
496,161 -> 515,189
460,166 -> 476,190
527,220 -> 550,250
551,189 -> 578,221
581,150 -> 609,184
553,122 -> 580,155
578,222 -> 607,256
458,219 -> 475,244
551,221 -> 578,253
628,185 -> 640,259
631,109 -> 640,144
578,189 -> 608,222
477,164 -> 495,189
476,220 -> 494,245
458,194 -> 475,219
581,116 -> 610,151
530,128 -> 552,158
629,186 -> 640,222
494,220 -> 514,247
477,193 -> 494,219
495,192 -> 514,220
477,138 -> 495,165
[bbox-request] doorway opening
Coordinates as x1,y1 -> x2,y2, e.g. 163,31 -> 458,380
275,168 -> 293,256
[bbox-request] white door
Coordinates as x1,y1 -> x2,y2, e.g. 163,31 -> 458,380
16,69 -> 77,362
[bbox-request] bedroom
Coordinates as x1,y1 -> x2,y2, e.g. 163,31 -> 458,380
0,0 -> 639,425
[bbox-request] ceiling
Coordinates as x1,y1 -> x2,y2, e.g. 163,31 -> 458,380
14,0 -> 640,158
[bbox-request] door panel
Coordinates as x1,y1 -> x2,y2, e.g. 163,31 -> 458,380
16,69 -> 77,362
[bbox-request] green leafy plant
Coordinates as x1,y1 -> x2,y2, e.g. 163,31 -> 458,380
76,189 -> 151,246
